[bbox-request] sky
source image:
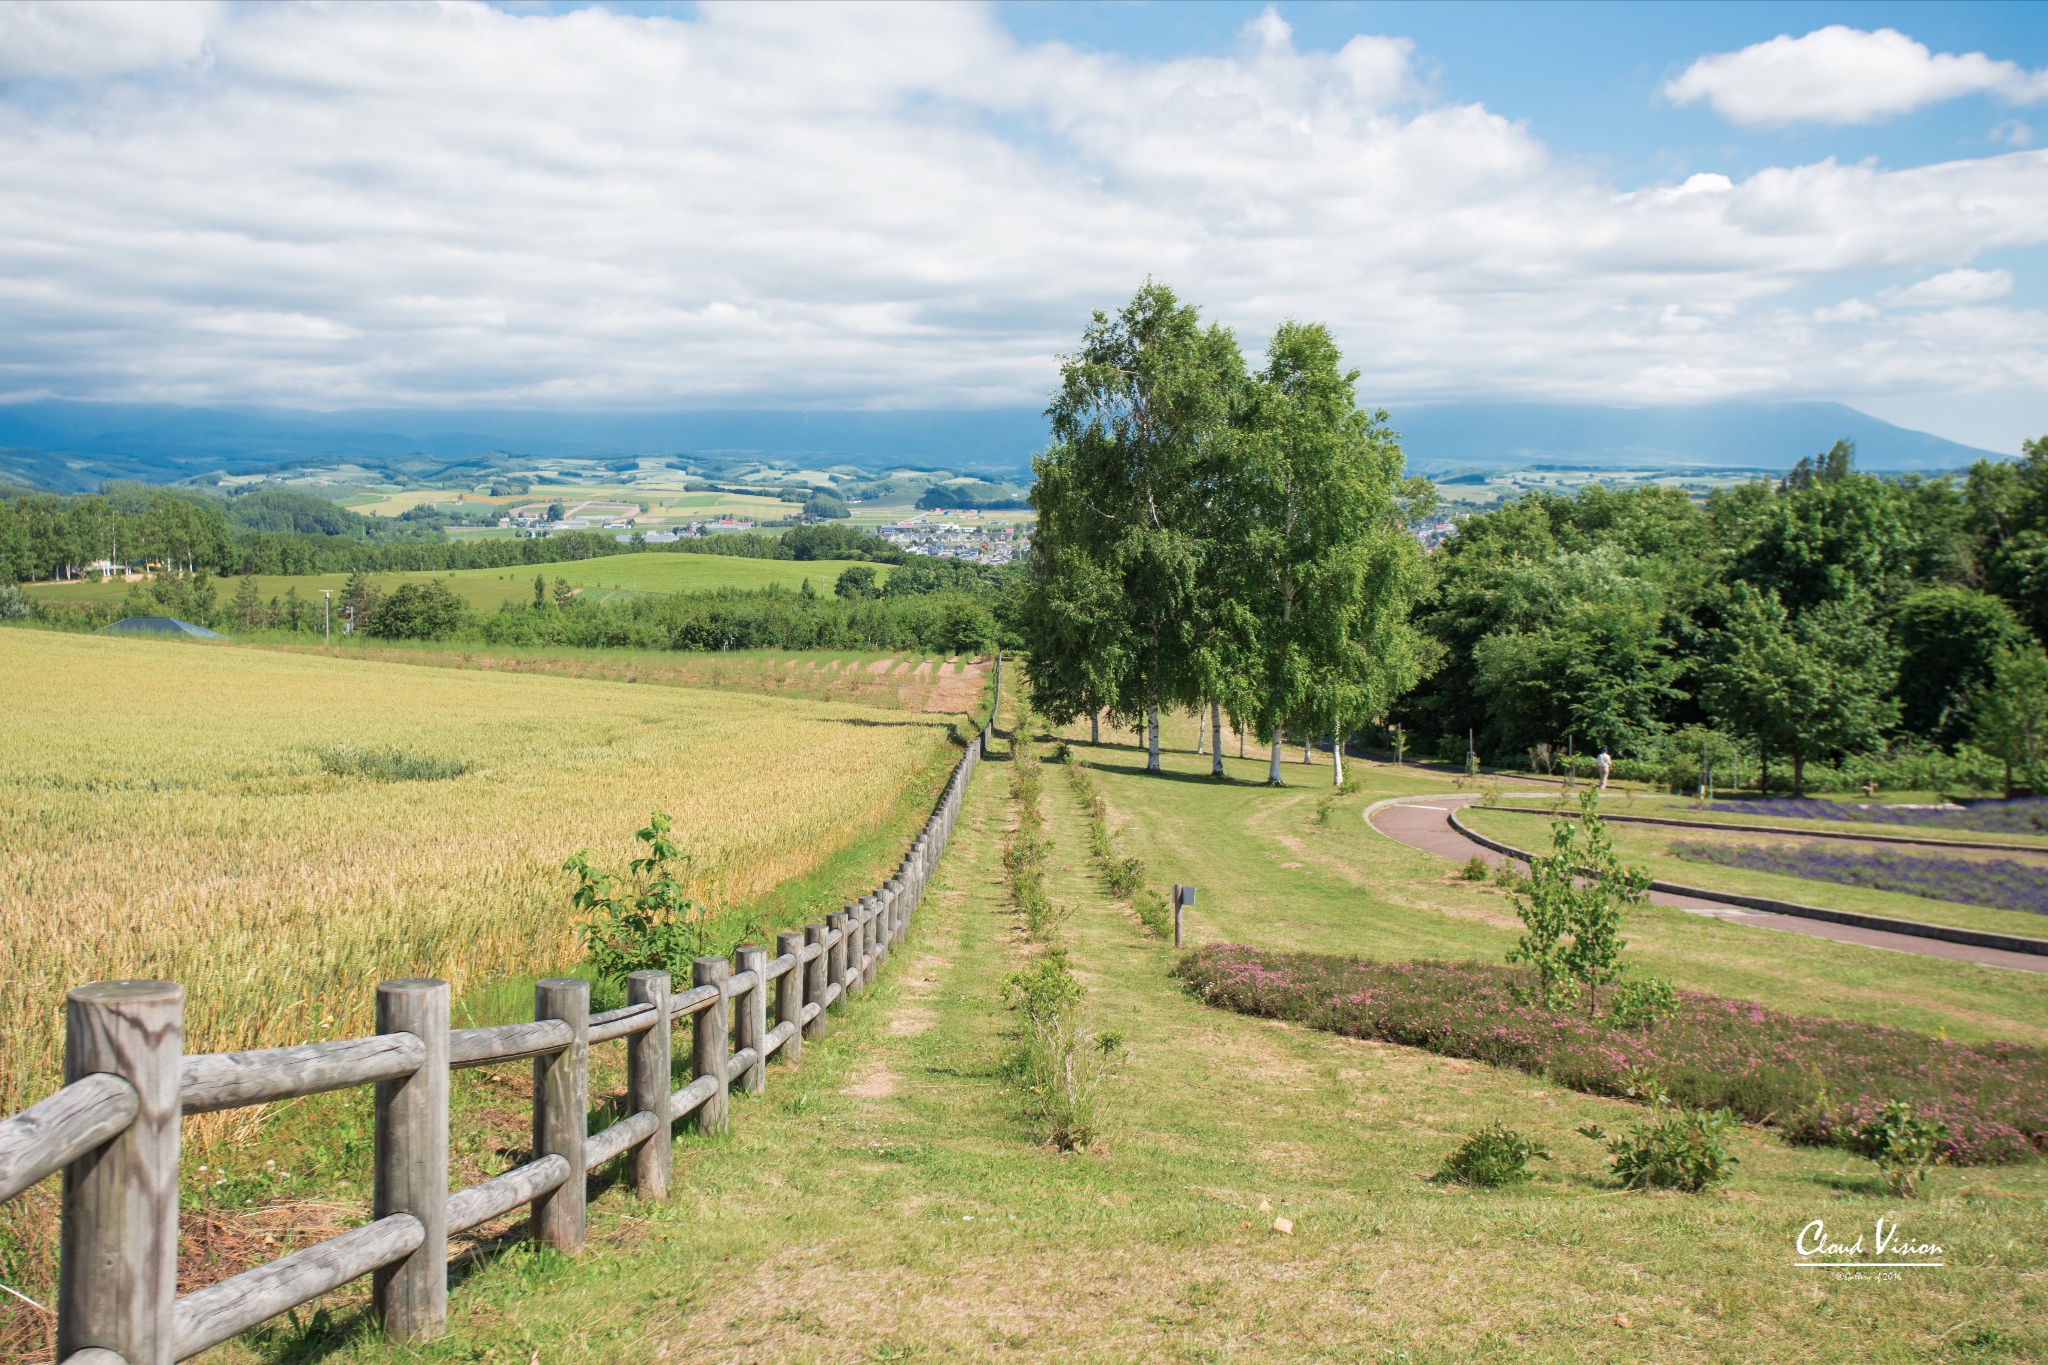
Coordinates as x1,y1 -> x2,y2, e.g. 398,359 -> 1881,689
0,1 -> 2045,451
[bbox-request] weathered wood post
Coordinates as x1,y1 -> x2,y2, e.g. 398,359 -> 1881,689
775,931 -> 805,1064
861,898 -> 880,988
532,977 -> 588,1253
1172,884 -> 1196,948
690,957 -> 729,1133
625,969 -> 671,1199
886,878 -> 905,945
803,923 -> 829,1040
733,945 -> 766,1095
58,981 -> 182,1365
372,977 -> 449,1341
826,911 -> 849,1013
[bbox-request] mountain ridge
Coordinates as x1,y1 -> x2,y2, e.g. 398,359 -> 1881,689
0,398 -> 2012,493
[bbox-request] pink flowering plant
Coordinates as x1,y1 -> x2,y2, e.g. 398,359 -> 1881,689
1173,946 -> 2046,1166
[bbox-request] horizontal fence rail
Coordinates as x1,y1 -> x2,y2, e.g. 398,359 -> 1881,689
2,707 -> 995,1365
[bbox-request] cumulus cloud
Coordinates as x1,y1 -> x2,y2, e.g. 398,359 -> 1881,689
0,1 -> 217,83
1665,26 -> 2048,127
0,2 -> 2042,411
1878,268 -> 2015,308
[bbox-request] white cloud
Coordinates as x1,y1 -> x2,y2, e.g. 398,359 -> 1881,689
0,2 -> 2041,412
1878,268 -> 2015,308
1665,26 -> 2048,127
0,1 -> 217,83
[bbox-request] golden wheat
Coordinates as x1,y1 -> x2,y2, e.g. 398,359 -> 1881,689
0,632 -> 953,1113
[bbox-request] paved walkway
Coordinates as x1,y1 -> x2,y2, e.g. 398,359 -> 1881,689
1369,795 -> 2048,975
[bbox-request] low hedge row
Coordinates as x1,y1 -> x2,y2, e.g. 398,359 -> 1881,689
1173,946 -> 2046,1166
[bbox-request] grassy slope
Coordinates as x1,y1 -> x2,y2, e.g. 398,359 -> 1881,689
279,717 -> 2044,1365
1459,807 -> 2048,942
22,554 -> 886,613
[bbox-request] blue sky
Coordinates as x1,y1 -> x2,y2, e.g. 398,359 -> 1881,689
1,1 -> 2044,449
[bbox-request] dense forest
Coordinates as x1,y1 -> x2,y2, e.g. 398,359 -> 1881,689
1399,438 -> 2048,795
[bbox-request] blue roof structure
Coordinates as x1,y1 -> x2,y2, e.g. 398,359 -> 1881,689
99,616 -> 232,640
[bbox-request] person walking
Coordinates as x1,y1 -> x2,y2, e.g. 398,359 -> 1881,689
1596,746 -> 1613,792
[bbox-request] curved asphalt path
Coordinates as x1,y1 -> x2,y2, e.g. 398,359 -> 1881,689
1369,794 -> 2048,975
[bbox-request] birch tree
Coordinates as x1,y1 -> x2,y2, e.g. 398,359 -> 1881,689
1024,282 -> 1241,771
1228,321 -> 1412,786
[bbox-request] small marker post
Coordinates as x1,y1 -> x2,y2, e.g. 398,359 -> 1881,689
1172,884 -> 1196,948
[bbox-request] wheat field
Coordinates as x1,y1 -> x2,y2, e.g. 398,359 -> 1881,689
0,631 -> 957,1114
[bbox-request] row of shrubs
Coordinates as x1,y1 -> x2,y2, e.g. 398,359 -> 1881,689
1054,743 -> 1169,936
1502,743 -> 2016,797
1000,731 -> 1123,1151
1172,946 -> 2046,1167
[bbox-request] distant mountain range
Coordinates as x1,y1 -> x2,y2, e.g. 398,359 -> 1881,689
0,398 -> 2007,494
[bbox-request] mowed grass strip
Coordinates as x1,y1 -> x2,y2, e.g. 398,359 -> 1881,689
23,554 -> 889,615
1066,718 -> 2048,1046
0,631 -> 956,1113
288,716 -> 2045,1365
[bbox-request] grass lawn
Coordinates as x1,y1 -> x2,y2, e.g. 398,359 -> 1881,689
1585,794 -> 2048,853
1457,806 -> 2048,943
443,552 -> 889,598
21,554 -> 888,617
235,707 -> 2044,1364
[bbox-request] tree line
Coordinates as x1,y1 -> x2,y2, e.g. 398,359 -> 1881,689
0,484 -> 908,586
1021,282 -> 1434,784
1401,438 -> 2048,796
1022,283 -> 2047,799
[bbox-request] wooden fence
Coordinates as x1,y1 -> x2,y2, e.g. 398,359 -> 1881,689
0,717 -> 993,1365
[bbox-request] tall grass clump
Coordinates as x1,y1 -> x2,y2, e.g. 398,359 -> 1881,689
317,746 -> 468,782
0,632 -> 957,1119
1062,751 -> 1150,911
1001,951 -> 1126,1152
1005,731 -> 1065,938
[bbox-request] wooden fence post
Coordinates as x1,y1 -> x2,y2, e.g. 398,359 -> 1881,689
373,978 -> 448,1341
690,958 -> 729,1133
532,977 -> 588,1253
803,924 -> 829,1040
775,931 -> 805,1065
625,969 -> 671,1200
826,912 -> 848,1013
861,898 -> 879,988
58,981 -> 182,1365
886,878 -> 905,945
733,945 -> 766,1095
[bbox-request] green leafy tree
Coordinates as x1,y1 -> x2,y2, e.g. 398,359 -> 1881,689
232,571 -> 263,627
564,811 -> 713,986
1971,642 -> 2048,799
1025,281 -> 1243,770
1225,320 -> 1416,785
1702,585 -> 1898,795
366,579 -> 469,640
834,563 -> 879,600
1506,790 -> 1649,1013
532,572 -> 547,610
552,576 -> 574,610
1893,586 -> 2024,746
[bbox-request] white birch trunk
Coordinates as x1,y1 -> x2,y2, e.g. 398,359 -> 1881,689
1332,722 -> 1344,786
1211,701 -> 1224,777
1195,708 -> 1204,754
1268,734 -> 1283,785
1146,704 -> 1161,771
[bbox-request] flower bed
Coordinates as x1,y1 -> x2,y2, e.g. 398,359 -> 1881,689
1705,796 -> 2048,835
1173,946 -> 2047,1165
1669,840 -> 2048,918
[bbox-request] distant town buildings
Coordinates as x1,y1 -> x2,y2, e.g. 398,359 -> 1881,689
876,519 -> 1024,566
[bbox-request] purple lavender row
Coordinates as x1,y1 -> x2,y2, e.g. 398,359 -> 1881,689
1670,839 -> 2048,918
